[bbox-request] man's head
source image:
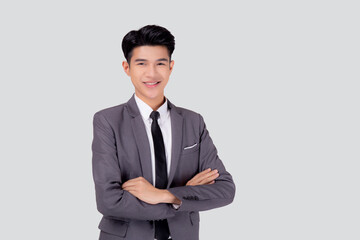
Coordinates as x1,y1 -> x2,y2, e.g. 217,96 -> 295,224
122,25 -> 175,64
121,25 -> 175,109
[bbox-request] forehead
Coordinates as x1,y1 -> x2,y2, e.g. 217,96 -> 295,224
131,45 -> 169,61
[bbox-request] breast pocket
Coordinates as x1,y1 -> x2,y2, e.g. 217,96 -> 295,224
177,142 -> 200,183
182,142 -> 200,155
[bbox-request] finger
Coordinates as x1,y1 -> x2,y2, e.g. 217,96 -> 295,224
199,172 -> 219,185
122,176 -> 145,187
208,171 -> 219,179
122,182 -> 133,188
197,169 -> 218,183
122,179 -> 136,187
190,168 -> 211,182
122,180 -> 141,188
186,180 -> 194,186
186,168 -> 214,186
202,169 -> 218,177
200,176 -> 218,184
199,168 -> 212,176
123,186 -> 138,192
206,170 -> 219,179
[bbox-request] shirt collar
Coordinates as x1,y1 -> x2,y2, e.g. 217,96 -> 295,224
134,93 -> 169,123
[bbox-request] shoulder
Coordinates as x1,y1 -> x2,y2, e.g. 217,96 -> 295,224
175,105 -> 199,118
92,102 -> 127,121
171,104 -> 206,127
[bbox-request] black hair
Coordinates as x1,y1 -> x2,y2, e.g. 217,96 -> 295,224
121,25 -> 175,64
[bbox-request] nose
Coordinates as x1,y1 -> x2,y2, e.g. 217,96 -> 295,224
145,64 -> 157,78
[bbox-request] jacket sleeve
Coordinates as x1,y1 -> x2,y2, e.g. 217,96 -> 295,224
167,114 -> 236,212
91,112 -> 176,221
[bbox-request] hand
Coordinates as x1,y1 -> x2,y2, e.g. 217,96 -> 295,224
122,177 -> 163,205
186,168 -> 219,186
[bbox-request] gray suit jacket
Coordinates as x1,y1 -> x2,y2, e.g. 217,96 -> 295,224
92,94 -> 236,240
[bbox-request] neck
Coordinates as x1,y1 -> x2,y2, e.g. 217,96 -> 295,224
135,92 -> 165,111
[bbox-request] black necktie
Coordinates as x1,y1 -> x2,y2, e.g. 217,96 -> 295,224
150,111 -> 170,240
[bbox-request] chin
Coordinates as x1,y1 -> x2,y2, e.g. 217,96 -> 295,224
139,91 -> 162,100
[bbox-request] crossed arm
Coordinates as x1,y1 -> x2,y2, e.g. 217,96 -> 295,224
92,112 -> 235,221
122,168 -> 220,205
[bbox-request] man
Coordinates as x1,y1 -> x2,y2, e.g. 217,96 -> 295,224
92,25 -> 235,240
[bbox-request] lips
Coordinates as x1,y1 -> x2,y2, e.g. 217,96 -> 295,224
143,81 -> 160,87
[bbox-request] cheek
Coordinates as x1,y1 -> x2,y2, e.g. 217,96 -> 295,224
160,72 -> 171,80
130,72 -> 142,82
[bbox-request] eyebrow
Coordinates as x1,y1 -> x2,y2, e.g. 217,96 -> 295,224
157,58 -> 169,62
134,58 -> 147,62
134,58 -> 169,62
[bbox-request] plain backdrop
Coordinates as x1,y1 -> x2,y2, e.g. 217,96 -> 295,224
0,0 -> 359,239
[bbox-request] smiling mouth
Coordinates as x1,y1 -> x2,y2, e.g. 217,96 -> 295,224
144,81 -> 160,86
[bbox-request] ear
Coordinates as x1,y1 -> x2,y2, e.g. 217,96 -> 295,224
169,60 -> 175,72
122,61 -> 130,76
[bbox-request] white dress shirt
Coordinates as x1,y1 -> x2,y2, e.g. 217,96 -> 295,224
134,93 -> 172,187
134,94 -> 180,239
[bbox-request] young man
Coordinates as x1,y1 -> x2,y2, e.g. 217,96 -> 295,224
92,25 -> 235,240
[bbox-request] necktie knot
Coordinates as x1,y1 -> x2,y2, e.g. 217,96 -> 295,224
150,111 -> 160,121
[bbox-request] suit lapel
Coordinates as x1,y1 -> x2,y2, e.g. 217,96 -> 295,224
126,94 -> 153,184
167,99 -> 183,188
125,93 -> 184,188
131,115 -> 153,184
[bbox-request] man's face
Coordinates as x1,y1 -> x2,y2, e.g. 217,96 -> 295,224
122,45 -> 174,103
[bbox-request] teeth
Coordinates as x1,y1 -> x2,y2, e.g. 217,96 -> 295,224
145,82 -> 158,85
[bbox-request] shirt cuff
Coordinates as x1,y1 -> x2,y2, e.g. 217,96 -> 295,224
172,201 -> 182,210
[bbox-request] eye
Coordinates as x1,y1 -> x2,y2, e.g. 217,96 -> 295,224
137,63 -> 145,65
157,63 -> 165,65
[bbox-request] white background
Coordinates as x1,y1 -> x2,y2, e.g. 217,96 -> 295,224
0,0 -> 359,239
